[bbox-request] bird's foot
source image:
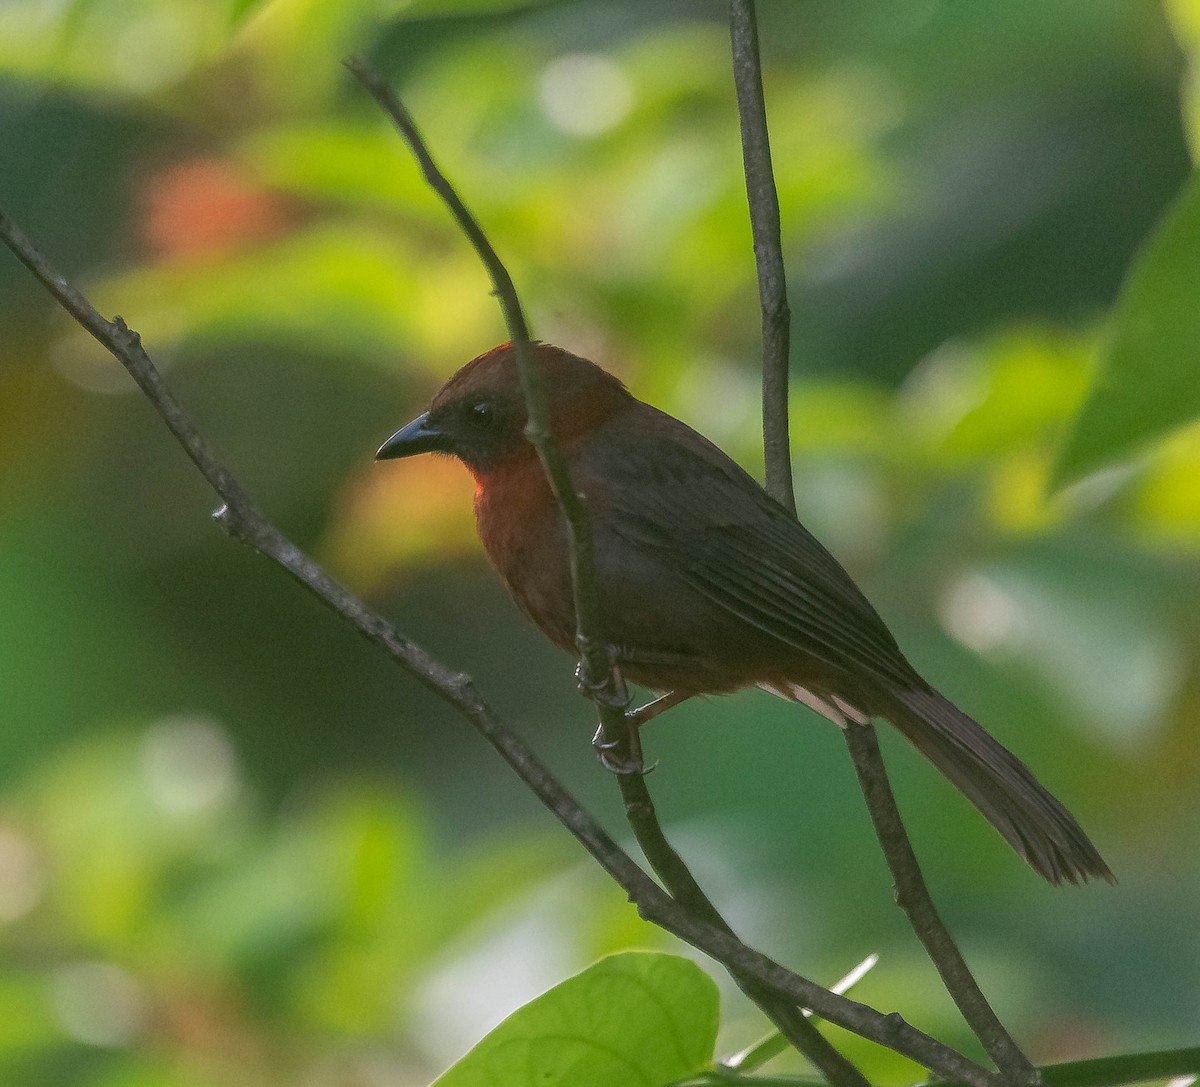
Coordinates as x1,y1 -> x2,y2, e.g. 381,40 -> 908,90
574,644 -> 629,711
591,721 -> 656,776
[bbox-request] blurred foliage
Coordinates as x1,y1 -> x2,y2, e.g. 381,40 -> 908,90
1056,173 -> 1200,485
1,0 -> 1200,1085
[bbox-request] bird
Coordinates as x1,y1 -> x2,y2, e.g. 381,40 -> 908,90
376,341 -> 1112,885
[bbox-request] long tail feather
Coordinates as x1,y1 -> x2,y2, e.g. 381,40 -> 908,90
885,686 -> 1113,885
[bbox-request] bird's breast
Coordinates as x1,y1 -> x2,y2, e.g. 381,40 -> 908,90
473,458 -> 577,653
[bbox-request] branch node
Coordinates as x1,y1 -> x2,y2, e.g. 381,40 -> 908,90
882,1011 -> 907,1040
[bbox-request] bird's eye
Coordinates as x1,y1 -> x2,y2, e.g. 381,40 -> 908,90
469,401 -> 498,428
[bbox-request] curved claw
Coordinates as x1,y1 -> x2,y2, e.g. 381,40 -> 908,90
594,746 -> 659,776
596,748 -> 645,775
592,721 -> 638,773
591,722 -> 658,776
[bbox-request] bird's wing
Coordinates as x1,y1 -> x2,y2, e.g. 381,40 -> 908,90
595,408 -> 916,689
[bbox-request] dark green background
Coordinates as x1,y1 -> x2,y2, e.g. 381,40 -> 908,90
1,1 -> 1197,1084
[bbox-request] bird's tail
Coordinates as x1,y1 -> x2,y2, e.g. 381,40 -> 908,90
884,685 -> 1113,885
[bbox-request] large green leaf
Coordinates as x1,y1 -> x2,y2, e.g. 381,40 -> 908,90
1054,172 -> 1200,486
433,952 -> 719,1087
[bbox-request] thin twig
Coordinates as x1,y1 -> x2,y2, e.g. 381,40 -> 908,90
729,0 -> 795,515
0,194 -> 995,1087
728,5 -> 1035,1083
343,57 -> 628,746
844,722 -> 1038,1085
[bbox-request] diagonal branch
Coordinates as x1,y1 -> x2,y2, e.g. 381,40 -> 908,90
0,175 -> 995,1087
617,769 -> 869,1087
844,723 -> 1039,1084
343,57 -> 627,745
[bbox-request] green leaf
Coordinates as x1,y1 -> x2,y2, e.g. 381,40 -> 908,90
1054,172 -> 1200,486
229,0 -> 270,28
1165,0 -> 1200,157
433,952 -> 719,1087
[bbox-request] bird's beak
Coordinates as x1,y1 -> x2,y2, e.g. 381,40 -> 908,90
375,412 -> 447,460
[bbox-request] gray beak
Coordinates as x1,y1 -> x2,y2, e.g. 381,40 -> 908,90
375,412 -> 448,460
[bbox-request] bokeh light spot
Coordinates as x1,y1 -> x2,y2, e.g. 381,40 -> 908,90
538,53 -> 633,137
0,827 -> 45,922
139,714 -> 240,817
52,961 -> 145,1047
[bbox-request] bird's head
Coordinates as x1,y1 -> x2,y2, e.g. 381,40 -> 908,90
376,342 -> 631,477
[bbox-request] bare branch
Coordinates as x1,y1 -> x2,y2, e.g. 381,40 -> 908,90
343,57 -> 627,746
617,770 -> 869,1087
729,0 -> 795,515
844,723 -> 1039,1084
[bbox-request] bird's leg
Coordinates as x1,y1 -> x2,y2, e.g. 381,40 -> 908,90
575,649 -> 639,771
575,651 -> 657,775
590,718 -> 653,775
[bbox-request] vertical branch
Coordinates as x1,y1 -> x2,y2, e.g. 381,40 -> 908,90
726,8 -> 1037,1086
729,0 -> 796,515
726,10 -> 873,1079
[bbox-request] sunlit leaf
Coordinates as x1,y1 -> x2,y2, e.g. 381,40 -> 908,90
1165,0 -> 1200,158
1128,419 -> 1200,545
238,120 -> 445,214
229,0 -> 270,29
0,973 -> 59,1052
73,223 -> 488,366
940,328 -> 1093,460
1054,173 -> 1200,486
434,952 -> 719,1087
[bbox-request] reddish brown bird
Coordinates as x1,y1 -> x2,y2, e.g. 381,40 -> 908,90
377,342 -> 1112,885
